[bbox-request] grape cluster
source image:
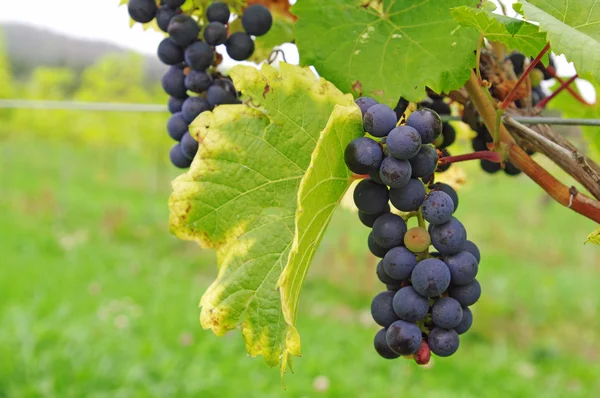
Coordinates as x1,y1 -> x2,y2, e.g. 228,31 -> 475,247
346,97 -> 481,363
127,0 -> 273,168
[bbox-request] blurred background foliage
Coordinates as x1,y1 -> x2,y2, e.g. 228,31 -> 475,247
1,25 -> 600,398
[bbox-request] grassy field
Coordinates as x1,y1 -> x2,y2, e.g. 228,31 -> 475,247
1,134 -> 600,397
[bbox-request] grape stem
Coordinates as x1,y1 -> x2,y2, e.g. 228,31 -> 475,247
437,150 -> 502,166
535,74 -> 578,109
546,67 -> 592,106
475,34 -> 484,83
500,43 -> 550,109
465,70 -> 600,223
416,208 -> 425,229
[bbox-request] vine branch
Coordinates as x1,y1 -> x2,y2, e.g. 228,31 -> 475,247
535,75 -> 578,109
500,43 -> 550,109
464,71 -> 600,223
503,116 -> 600,199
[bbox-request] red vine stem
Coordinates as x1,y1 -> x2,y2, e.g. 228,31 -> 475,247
535,74 -> 578,109
464,70 -> 600,223
547,67 -> 593,106
437,150 -> 501,165
500,43 -> 550,109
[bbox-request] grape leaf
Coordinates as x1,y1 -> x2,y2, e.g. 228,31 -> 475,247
585,227 -> 600,245
450,6 -> 548,60
515,0 -> 600,84
293,0 -> 480,104
169,63 -> 363,371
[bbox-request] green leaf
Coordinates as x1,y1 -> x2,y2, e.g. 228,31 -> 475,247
450,6 -> 548,60
546,80 -> 600,156
515,0 -> 600,84
169,63 -> 363,371
293,0 -> 480,104
585,227 -> 600,245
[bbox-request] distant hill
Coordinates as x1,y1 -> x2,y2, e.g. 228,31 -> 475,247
0,23 -> 167,81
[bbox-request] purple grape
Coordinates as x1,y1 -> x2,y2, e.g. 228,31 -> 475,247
226,32 -> 255,61
169,143 -> 192,168
355,97 -> 378,116
364,104 -> 397,137
206,2 -> 230,24
368,232 -> 389,258
382,246 -> 417,280
379,156 -> 412,188
430,217 -> 467,256
167,112 -> 189,141
185,70 -> 213,93
406,108 -> 443,144
374,328 -> 400,359
372,213 -> 407,249
204,21 -> 228,46
429,182 -> 458,212
448,279 -> 481,307
454,307 -> 473,334
393,286 -> 429,322
444,251 -> 478,285
462,240 -> 481,264
427,327 -> 459,357
181,97 -> 211,123
128,0 -> 158,23
161,66 -> 187,98
168,15 -> 200,47
185,41 -> 214,71
371,291 -> 399,327
389,178 -> 425,212
353,178 -> 389,215
411,258 -> 451,297
344,137 -> 383,174
409,145 -> 438,178
421,190 -> 454,225
242,4 -> 273,36
376,260 -> 398,285
386,320 -> 422,355
431,297 -> 463,329
386,125 -> 422,160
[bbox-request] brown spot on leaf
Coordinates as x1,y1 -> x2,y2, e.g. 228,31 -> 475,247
351,80 -> 363,96
263,84 -> 271,98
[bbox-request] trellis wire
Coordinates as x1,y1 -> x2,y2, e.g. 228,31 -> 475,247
1,99 -> 599,127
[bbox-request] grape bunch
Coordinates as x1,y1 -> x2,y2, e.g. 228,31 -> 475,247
345,97 -> 481,363
127,0 -> 273,168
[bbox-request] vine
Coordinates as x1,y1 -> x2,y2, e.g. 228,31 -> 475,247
124,0 -> 600,381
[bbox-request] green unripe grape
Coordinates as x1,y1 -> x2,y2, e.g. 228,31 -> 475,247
530,68 -> 544,88
404,226 -> 431,253
433,133 -> 444,148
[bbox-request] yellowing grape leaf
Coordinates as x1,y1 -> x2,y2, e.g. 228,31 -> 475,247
451,6 -> 548,61
515,0 -> 600,84
293,0 -> 480,104
169,63 -> 363,372
585,227 -> 600,245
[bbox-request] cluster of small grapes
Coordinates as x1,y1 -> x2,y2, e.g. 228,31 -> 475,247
345,97 -> 481,363
127,0 -> 272,168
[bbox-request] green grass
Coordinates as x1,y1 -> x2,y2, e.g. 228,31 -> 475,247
1,135 -> 600,397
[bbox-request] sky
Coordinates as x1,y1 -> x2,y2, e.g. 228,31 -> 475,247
0,0 -> 593,101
